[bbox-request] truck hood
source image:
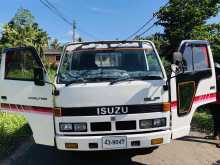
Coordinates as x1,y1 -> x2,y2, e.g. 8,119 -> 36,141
55,80 -> 167,107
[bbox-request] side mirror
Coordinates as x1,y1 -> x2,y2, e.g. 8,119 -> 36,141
173,52 -> 183,65
172,52 -> 184,74
34,68 -> 45,86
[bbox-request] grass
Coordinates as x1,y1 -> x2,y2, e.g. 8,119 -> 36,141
0,113 -> 32,159
191,110 -> 213,134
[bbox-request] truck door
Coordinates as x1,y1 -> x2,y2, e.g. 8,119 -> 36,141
170,40 -> 216,139
0,47 -> 55,146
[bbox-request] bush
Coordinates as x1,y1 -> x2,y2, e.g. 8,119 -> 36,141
50,63 -> 57,70
191,111 -> 213,134
0,113 -> 31,159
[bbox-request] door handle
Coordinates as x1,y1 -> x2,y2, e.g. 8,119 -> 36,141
210,86 -> 215,90
1,96 -> 7,100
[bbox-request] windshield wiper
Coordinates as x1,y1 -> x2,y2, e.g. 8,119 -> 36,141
65,78 -> 88,87
109,75 -> 162,85
140,75 -> 163,80
109,77 -> 137,85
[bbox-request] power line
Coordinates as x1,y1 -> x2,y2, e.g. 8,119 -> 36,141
125,16 -> 155,40
44,0 -> 73,25
39,0 -> 98,40
135,23 -> 158,39
125,1 -> 169,40
39,0 -> 71,26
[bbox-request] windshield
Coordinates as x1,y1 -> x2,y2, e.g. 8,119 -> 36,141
57,48 -> 163,84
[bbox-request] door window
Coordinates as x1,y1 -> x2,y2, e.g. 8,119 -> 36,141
193,46 -> 210,70
178,81 -> 196,115
5,48 -> 41,81
182,46 -> 193,72
182,44 -> 210,72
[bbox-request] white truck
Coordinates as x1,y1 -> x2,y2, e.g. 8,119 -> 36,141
0,40 -> 216,151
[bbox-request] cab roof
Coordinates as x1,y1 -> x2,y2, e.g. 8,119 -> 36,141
64,40 -> 153,52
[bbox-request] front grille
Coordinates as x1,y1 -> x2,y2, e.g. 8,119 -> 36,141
91,122 -> 111,132
116,120 -> 136,130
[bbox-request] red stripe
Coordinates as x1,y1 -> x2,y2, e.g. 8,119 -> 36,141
1,103 -> 10,109
1,103 -> 53,115
23,106 -> 53,114
171,93 -> 216,109
171,101 -> 177,109
1,93 -> 217,114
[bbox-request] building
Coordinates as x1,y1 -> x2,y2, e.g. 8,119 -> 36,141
44,49 -> 62,66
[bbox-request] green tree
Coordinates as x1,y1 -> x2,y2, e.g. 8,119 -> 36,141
49,38 -> 62,50
156,0 -> 220,57
191,23 -> 220,59
0,8 -> 49,55
77,37 -> 83,42
12,7 -> 34,27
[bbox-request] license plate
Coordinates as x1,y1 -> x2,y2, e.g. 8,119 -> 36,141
102,136 -> 127,149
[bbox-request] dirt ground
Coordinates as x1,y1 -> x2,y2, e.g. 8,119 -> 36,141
133,132 -> 220,165
1,132 -> 220,165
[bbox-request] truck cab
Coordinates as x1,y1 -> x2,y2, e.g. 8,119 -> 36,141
0,40 -> 216,151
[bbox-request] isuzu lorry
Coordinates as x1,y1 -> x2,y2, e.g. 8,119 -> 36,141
0,40 -> 216,151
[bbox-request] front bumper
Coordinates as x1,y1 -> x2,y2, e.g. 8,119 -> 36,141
55,130 -> 171,151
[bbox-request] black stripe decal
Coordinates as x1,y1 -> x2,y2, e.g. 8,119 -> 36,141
61,104 -> 163,116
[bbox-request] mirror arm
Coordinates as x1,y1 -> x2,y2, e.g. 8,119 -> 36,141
43,81 -> 60,96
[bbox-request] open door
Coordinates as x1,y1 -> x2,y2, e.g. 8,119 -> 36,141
0,47 -> 55,146
170,40 -> 216,139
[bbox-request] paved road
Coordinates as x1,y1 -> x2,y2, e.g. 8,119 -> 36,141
4,132 -> 220,165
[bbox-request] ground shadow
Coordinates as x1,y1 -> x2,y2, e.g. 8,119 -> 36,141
11,144 -> 153,165
178,135 -> 217,145
0,123 -> 32,161
213,160 -> 220,165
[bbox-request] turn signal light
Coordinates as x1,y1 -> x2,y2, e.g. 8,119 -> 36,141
65,143 -> 78,149
163,102 -> 171,112
54,108 -> 62,117
151,138 -> 163,145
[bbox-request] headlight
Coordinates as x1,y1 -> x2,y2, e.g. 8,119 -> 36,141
60,123 -> 73,132
153,118 -> 166,127
59,123 -> 87,132
73,123 -> 87,132
139,119 -> 153,129
139,118 -> 166,129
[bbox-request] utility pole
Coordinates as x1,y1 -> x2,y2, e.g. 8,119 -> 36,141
73,20 -> 76,42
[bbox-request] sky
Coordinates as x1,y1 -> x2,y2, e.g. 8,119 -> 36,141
0,0 -> 219,43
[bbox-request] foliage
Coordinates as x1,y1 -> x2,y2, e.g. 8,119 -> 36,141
155,0 -> 220,58
161,56 -> 171,75
48,68 -> 57,81
0,8 -> 49,55
0,113 -> 31,159
49,38 -> 62,50
77,37 -> 83,42
12,7 -> 35,27
191,23 -> 220,59
191,111 -> 213,134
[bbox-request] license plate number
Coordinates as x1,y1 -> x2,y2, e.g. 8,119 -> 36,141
102,136 -> 127,149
